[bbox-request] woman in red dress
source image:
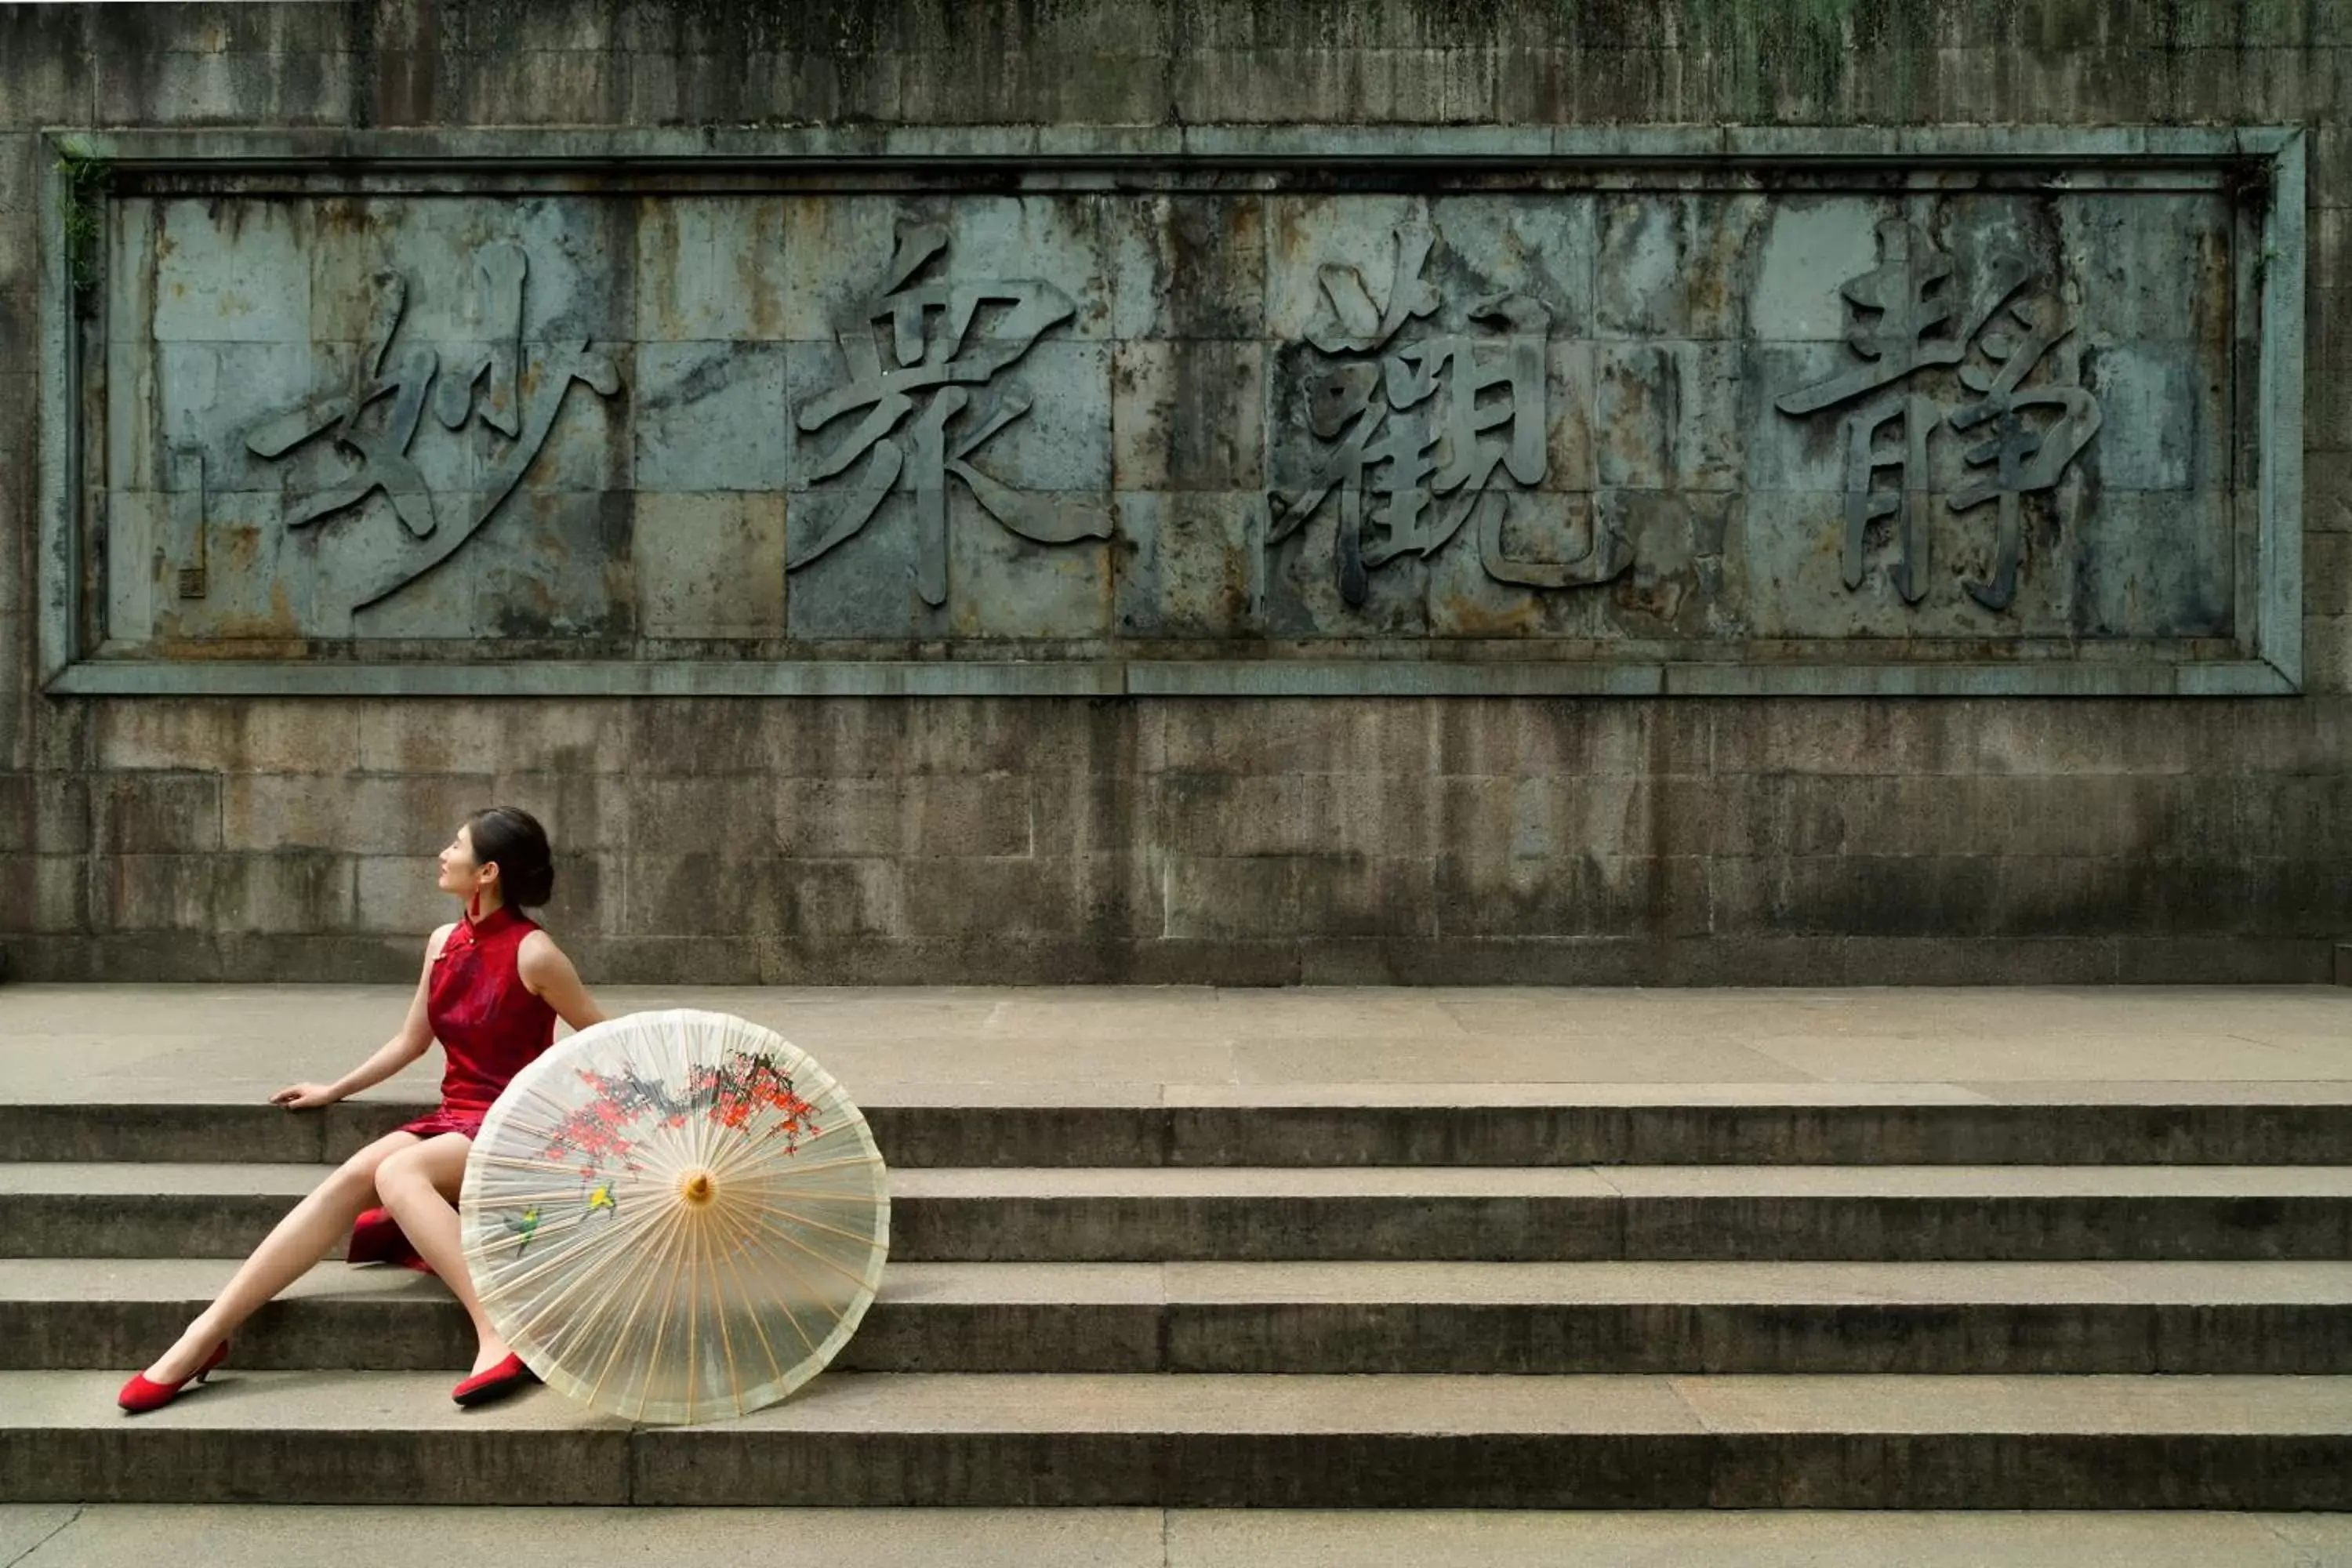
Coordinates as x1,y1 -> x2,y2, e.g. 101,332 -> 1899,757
118,807 -> 606,1414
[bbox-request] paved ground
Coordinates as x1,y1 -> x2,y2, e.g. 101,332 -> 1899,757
3,1504 -> 2350,1566
5,984 -> 2352,1105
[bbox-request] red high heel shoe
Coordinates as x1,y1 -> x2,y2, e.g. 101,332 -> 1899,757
452,1352 -> 539,1408
117,1341 -> 230,1414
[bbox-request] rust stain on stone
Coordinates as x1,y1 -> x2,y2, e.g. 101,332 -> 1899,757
1613,573 -> 1686,626
1436,586 -> 1542,637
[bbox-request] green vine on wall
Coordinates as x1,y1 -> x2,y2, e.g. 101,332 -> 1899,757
55,140 -> 111,294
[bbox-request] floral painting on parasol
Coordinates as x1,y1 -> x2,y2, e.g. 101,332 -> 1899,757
460,1007 -> 890,1425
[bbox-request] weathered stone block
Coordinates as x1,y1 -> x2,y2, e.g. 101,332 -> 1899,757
619,775 -> 779,854
903,773 -> 1036,858
2312,359 -> 2352,456
898,49 -> 1171,124
0,855 -> 87,931
1297,853 -> 1440,940
1106,196 -> 1265,343
103,854 -> 220,931
93,772 -> 220,853
92,702 -> 354,776
439,490 -> 636,643
0,14 -> 90,126
354,855 -> 456,938
1592,342 -> 1746,493
781,856 -> 906,941
633,197 -> 790,342
1712,854 -> 2029,938
354,702 -> 625,776
2235,772 -> 2352,860
1163,854 -> 1301,941
637,52 -> 877,124
1664,774 -> 1795,858
0,135 -> 36,218
612,0 -> 863,54
620,852 -> 791,938
764,776 -> 903,857
1162,48 -> 1324,125
1431,700 -> 1705,780
2304,535 -> 2352,619
1267,193 -> 1594,345
356,47 -> 459,128
2241,855 -> 2352,938
1112,492 -> 1262,641
2118,935 -> 2328,985
93,49 -> 351,129
635,492 -> 789,638
1143,699 -> 1431,779
1155,770 -> 1436,862
893,855 -> 1076,938
1710,702 -> 1951,777
222,774 -> 495,855
89,2 -> 344,56
1466,852 -> 1711,938
217,850 -> 356,935
1112,341 -> 1265,492
631,343 -> 792,493
2303,615 -> 2352,694
1596,194 -> 1772,342
147,205 -> 312,347
446,50 -> 626,126
0,775 -> 86,855
492,768 -> 619,857
1439,775 -> 1653,862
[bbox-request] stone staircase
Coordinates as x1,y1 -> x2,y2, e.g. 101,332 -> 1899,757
5,1093 -> 2352,1507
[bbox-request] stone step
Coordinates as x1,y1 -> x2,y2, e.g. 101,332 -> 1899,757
9,1504 -> 2352,1568
9,1091 -> 2352,1167
5,1370 -> 2350,1508
8,1163 -> 2351,1262
10,1258 -> 2352,1376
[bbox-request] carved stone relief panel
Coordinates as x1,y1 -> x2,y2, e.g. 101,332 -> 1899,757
107,196 -> 633,645
71,136 -> 2281,695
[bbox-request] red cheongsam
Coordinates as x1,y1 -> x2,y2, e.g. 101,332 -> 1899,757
347,906 -> 559,1272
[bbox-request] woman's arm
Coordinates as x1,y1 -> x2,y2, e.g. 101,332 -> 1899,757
270,924 -> 453,1112
518,930 -> 607,1033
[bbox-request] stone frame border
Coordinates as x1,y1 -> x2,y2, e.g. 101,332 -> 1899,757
37,125 -> 2307,699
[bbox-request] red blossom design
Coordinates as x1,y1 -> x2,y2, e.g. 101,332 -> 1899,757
543,1048 -> 823,1170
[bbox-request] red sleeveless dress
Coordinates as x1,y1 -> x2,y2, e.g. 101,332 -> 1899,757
347,906 -> 558,1271
397,905 -> 558,1142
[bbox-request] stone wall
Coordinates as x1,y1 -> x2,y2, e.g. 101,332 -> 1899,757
2,0 -> 2349,985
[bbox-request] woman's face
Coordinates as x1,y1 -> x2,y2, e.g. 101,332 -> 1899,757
437,825 -> 495,902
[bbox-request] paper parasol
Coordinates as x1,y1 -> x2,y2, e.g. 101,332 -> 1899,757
460,1007 -> 890,1425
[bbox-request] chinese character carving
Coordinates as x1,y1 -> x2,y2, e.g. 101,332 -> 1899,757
1271,223 -> 1628,608
1946,292 -> 2104,612
790,222 -> 1112,608
241,241 -> 622,619
1775,217 -> 2101,611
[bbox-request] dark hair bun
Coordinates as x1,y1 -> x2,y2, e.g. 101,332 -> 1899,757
466,806 -> 556,908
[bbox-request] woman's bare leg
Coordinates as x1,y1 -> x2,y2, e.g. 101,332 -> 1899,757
375,1134 -> 511,1377
143,1129 -> 423,1384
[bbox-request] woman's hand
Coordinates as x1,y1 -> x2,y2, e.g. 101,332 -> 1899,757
271,1082 -> 343,1111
